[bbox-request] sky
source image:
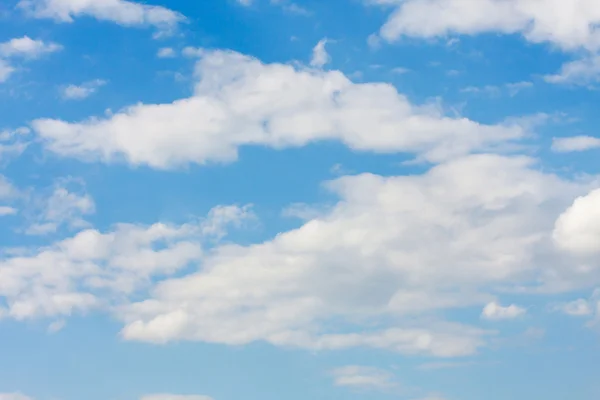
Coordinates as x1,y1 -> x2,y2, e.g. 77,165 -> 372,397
1,0 -> 600,399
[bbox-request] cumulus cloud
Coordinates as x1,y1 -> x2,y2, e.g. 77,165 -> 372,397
552,136 -> 600,152
60,79 -> 107,100
0,36 -> 62,59
0,206 -> 17,216
31,49 -> 526,169
481,302 -> 526,320
556,299 -> 594,316
368,0 -> 600,51
331,365 -> 396,390
17,0 -> 185,34
310,39 -> 330,68
115,154 -> 599,355
157,47 -> 176,58
553,189 -> 600,255
25,179 -> 95,235
0,36 -> 62,82
544,55 -> 600,85
0,205 -> 251,320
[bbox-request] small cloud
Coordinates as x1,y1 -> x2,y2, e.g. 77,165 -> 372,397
47,319 -> 66,333
555,299 -> 593,316
310,38 -> 330,68
182,47 -> 204,58
551,135 -> 600,152
481,301 -> 526,320
391,67 -> 410,74
157,47 -> 176,58
331,366 -> 397,391
60,79 -> 107,100
0,36 -> 62,59
0,206 -> 17,216
505,81 -> 533,96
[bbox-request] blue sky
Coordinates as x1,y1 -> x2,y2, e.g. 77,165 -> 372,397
1,1 -> 600,400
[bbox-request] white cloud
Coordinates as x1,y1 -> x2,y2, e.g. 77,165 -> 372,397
0,206 -> 17,216
157,47 -> 176,58
553,189 -> 600,255
25,179 -> 96,235
0,394 -> 33,400
0,175 -> 18,199
310,39 -> 330,68
0,37 -> 62,83
141,395 -> 213,400
60,79 -> 107,100
31,49 -> 526,169
545,55 -> 600,85
552,135 -> 600,152
18,0 -> 185,34
481,302 -> 526,320
47,319 -> 66,332
0,205 -> 249,320
556,299 -> 593,316
331,365 -> 396,390
369,0 -> 600,51
0,59 -> 15,82
115,154 -> 599,355
236,0 -> 253,6
0,36 -> 62,59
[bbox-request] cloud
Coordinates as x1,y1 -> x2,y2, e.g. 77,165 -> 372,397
369,0 -> 600,51
553,189 -> 600,255
0,206 -> 17,216
141,395 -> 213,400
31,49 -> 526,169
17,0 -> 185,34
310,39 -> 330,68
0,37 -> 62,83
0,36 -> 62,59
461,82 -> 533,97
552,135 -> 600,152
157,47 -> 176,58
0,59 -> 15,82
481,302 -> 526,320
116,154 -> 599,354
556,299 -> 594,316
331,365 -> 396,390
60,79 -> 107,100
24,179 -> 96,235
0,394 -> 33,400
545,55 -> 600,85
0,175 -> 18,199
0,205 -> 250,320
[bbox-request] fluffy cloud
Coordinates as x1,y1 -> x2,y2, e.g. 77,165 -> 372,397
0,36 -> 62,59
31,49 -> 526,169
0,206 -> 17,216
60,79 -> 107,100
544,55 -> 600,85
24,179 -> 95,235
331,365 -> 396,390
0,205 -> 251,320
552,136 -> 600,152
310,39 -> 330,68
17,0 -> 185,34
556,299 -> 594,316
157,47 -> 176,58
481,302 -> 526,320
553,189 -> 600,255
369,0 -> 600,51
116,154 -> 598,356
0,36 -> 62,82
